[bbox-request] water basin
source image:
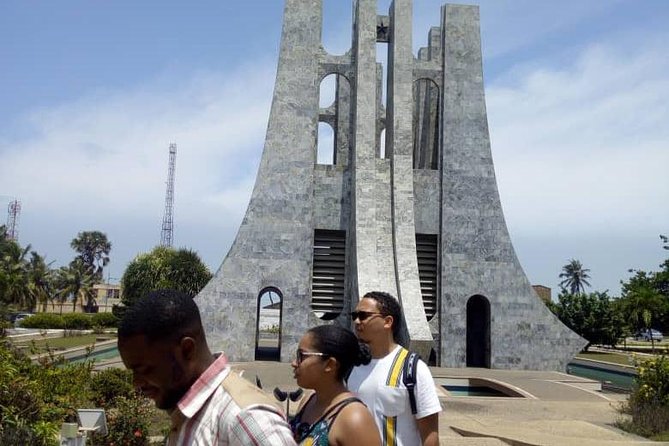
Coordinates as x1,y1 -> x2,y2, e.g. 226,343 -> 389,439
566,361 -> 636,391
436,377 -> 525,398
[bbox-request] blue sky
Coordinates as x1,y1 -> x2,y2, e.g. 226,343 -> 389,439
1,0 -> 667,298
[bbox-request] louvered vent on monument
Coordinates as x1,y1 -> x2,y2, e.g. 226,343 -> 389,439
311,229 -> 346,320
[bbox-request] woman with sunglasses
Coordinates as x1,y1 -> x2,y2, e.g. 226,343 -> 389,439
290,324 -> 381,446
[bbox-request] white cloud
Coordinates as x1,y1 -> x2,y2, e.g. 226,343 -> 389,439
488,36 -> 669,236
1,3 -> 667,298
486,32 -> 669,294
0,61 -> 276,272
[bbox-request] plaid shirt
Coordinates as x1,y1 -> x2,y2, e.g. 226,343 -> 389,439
167,354 -> 296,446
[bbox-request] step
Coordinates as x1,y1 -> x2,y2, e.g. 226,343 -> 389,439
439,437 -> 507,446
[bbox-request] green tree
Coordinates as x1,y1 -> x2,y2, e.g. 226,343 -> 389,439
620,272 -> 666,352
1,228 -> 56,312
54,260 -> 96,313
549,290 -> 624,351
619,235 -> 669,337
26,252 -> 54,312
121,246 -> 212,307
70,230 -> 111,282
559,259 -> 591,295
0,241 -> 32,310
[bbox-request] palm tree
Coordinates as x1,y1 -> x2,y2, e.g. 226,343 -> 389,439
55,260 -> 96,313
622,274 -> 664,352
70,231 -> 111,282
559,259 -> 591,295
26,252 -> 54,312
0,241 -> 33,310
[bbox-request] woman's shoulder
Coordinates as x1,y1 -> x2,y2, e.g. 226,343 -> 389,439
329,396 -> 381,445
333,395 -> 376,430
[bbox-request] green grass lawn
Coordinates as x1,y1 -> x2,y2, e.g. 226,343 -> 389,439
652,432 -> 669,441
13,334 -> 116,354
576,351 -> 634,366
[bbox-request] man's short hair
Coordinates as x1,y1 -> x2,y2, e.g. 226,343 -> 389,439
362,291 -> 402,340
118,289 -> 203,343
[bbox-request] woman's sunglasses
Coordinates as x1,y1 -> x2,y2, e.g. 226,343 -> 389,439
350,311 -> 384,322
295,349 -> 328,364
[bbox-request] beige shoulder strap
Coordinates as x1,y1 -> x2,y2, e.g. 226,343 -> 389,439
222,370 -> 284,414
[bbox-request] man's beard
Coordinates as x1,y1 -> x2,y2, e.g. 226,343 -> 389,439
157,356 -> 190,410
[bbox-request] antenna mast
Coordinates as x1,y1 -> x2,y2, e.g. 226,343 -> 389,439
160,143 -> 177,247
6,199 -> 21,241
7,200 -> 21,242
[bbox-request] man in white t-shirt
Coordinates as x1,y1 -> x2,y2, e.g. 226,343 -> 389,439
347,291 -> 442,446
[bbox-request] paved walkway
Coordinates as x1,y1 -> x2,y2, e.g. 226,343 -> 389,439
230,361 -> 663,446
13,331 -> 665,444
91,355 -> 664,445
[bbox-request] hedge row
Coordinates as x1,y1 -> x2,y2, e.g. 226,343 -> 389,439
21,312 -> 117,330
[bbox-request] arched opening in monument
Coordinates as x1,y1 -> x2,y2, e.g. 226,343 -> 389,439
376,43 -> 388,111
255,287 -> 283,361
319,73 -> 337,109
428,347 -> 438,367
466,295 -> 491,368
378,128 -> 386,159
412,78 -> 440,170
377,0 -> 392,13
322,0 -> 351,56
317,122 -> 335,165
311,229 -> 346,321
318,73 -> 351,166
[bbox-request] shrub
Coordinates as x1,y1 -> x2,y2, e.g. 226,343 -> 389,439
636,356 -> 669,406
21,313 -> 65,329
0,341 -> 92,445
0,341 -> 157,446
89,368 -> 134,408
617,355 -> 669,438
62,313 -> 93,330
92,396 -> 152,446
91,312 -> 118,328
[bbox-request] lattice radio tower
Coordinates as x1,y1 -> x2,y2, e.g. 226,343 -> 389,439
6,199 -> 21,241
160,143 -> 177,247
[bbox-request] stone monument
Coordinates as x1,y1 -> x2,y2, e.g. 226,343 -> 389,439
196,0 -> 586,370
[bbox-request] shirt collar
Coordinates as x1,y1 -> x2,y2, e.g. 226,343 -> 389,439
176,352 -> 230,419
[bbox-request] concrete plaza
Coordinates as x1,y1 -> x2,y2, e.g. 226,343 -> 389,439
232,361 -> 662,446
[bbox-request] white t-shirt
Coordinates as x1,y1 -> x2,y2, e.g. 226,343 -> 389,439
348,345 -> 442,446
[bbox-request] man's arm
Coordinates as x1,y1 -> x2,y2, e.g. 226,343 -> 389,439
416,413 -> 439,446
413,360 -> 442,446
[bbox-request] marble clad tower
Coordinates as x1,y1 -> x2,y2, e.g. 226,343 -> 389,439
196,0 -> 586,370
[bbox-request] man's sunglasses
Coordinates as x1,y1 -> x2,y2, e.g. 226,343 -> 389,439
350,311 -> 384,322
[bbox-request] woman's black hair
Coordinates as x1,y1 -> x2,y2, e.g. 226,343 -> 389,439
307,324 -> 371,381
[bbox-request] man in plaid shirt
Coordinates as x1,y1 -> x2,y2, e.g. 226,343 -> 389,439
118,289 -> 296,445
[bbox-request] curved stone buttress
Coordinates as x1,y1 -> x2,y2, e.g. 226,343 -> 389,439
435,5 -> 586,369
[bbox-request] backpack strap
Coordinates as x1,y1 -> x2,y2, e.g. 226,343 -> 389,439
402,352 -> 420,415
383,348 -> 409,446
222,370 -> 284,414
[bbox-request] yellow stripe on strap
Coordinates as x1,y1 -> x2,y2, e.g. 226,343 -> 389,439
386,348 -> 408,386
384,415 -> 396,446
383,348 -> 408,446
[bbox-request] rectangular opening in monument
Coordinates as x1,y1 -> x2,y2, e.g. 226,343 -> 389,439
416,233 -> 438,320
311,229 -> 346,321
376,42 -> 388,159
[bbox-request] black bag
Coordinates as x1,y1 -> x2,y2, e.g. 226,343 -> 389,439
402,351 -> 420,415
